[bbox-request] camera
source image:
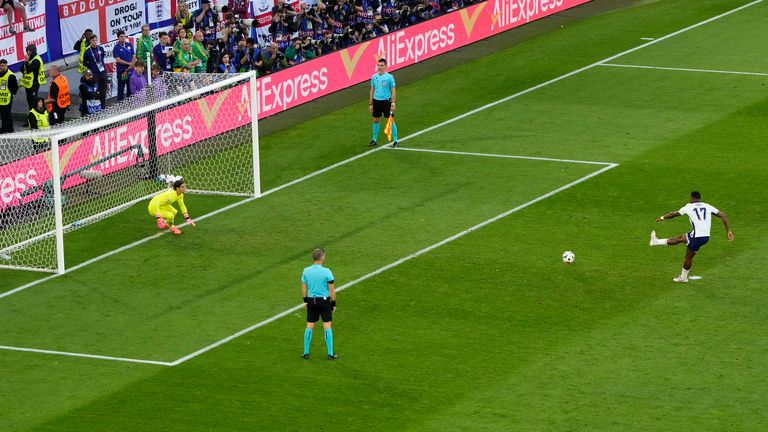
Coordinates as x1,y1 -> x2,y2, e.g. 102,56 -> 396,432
307,7 -> 316,16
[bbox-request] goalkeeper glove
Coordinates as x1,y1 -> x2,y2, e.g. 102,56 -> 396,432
184,213 -> 196,226
156,215 -> 167,229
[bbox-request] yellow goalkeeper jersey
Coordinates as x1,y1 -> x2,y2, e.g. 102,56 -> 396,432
148,189 -> 188,215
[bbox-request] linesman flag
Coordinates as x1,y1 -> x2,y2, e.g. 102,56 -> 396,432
384,114 -> 395,141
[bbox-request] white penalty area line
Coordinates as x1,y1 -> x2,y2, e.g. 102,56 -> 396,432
0,344 -> 174,366
599,63 -> 768,77
392,147 -> 614,166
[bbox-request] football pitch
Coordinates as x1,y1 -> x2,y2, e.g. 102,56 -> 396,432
2,0 -> 768,430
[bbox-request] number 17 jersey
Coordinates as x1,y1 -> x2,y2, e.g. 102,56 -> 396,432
679,202 -> 719,238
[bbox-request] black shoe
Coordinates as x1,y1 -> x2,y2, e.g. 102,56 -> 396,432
391,141 -> 399,148
368,140 -> 377,147
302,353 -> 309,359
328,353 -> 339,360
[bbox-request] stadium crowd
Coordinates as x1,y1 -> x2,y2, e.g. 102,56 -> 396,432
0,0 -> 481,134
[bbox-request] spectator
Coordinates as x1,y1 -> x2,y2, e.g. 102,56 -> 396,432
205,39 -> 218,72
261,42 -> 288,74
82,34 -> 108,109
168,22 -> 184,45
193,0 -> 217,43
136,24 -> 154,68
113,29 -> 136,101
3,0 -> 30,35
129,61 -> 147,94
296,2 -> 325,40
370,13 -> 389,36
44,66 -> 70,125
153,32 -> 175,74
0,58 -> 19,133
27,97 -> 49,152
20,43 -> 44,110
218,52 -> 236,73
175,0 -> 194,30
173,28 -> 190,57
175,38 -> 202,72
78,69 -> 102,117
191,31 -> 209,73
74,29 -> 94,73
149,65 -> 167,100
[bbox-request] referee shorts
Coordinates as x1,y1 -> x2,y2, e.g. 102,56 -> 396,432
306,297 -> 334,323
372,99 -> 392,118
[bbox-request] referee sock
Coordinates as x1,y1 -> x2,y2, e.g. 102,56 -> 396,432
303,328 -> 312,355
391,121 -> 398,142
372,122 -> 380,141
324,328 -> 334,356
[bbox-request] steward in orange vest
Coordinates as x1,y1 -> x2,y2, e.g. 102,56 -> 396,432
45,66 -> 70,125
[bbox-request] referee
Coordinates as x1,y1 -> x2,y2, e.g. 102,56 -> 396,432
369,58 -> 398,148
301,248 -> 338,360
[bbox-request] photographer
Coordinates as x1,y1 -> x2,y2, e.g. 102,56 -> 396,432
239,38 -> 262,73
371,13 -> 389,35
222,19 -> 241,54
261,42 -> 288,74
193,0 -> 218,43
297,2 -> 325,40
354,0 -> 379,25
269,11 -> 297,51
379,0 -> 398,29
206,39 -> 221,72
272,0 -> 298,18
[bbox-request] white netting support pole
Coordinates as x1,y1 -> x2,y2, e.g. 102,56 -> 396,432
250,71 -> 261,197
50,136 -> 66,274
146,52 -> 152,86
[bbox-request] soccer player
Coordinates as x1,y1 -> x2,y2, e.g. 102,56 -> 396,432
369,58 -> 398,148
301,248 -> 338,360
148,179 -> 196,235
650,191 -> 733,282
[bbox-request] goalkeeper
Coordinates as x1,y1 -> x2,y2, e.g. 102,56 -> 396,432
148,179 -> 196,235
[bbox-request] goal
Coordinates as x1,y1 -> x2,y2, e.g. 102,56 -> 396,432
0,71 -> 259,273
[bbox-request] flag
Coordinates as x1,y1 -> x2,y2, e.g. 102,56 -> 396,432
384,114 -> 395,141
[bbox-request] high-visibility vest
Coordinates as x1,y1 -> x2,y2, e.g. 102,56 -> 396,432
78,38 -> 88,73
48,75 -> 70,111
0,70 -> 12,106
20,55 -> 45,88
29,109 -> 49,143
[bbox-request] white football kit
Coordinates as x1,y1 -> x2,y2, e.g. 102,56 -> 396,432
678,202 -> 719,238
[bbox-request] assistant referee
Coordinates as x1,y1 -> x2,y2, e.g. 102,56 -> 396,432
369,57 -> 398,147
301,248 -> 338,360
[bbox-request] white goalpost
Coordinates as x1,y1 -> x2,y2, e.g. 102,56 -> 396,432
0,71 -> 259,274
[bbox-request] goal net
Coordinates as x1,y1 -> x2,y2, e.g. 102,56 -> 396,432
0,71 -> 259,273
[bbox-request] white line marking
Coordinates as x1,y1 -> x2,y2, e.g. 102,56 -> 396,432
2,0 -> 760,300
599,63 -> 768,77
392,147 -> 614,166
0,344 -> 174,366
170,161 -> 619,366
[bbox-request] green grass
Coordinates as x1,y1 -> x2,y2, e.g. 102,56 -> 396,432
2,0 -> 768,430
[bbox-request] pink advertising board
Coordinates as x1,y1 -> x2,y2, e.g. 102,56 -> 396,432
255,0 -> 592,118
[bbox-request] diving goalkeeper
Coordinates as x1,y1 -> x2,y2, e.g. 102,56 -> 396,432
148,178 -> 196,235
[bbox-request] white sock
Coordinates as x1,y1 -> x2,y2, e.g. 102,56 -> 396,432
680,268 -> 689,279
652,237 -> 668,246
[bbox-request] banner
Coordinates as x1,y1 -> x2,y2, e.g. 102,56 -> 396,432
0,0 -> 47,65
0,82 -> 251,210
255,0 -> 591,118
59,0 -> 146,54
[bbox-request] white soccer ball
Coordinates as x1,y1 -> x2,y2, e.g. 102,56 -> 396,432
562,251 -> 575,264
